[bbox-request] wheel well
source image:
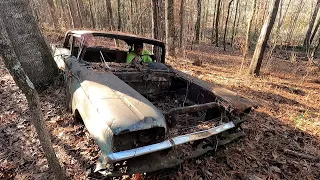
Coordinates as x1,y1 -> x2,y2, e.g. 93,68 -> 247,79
74,109 -> 84,124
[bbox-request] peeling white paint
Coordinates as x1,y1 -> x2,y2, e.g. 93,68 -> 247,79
26,76 -> 35,89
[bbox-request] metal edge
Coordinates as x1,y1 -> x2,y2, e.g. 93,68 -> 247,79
106,122 -> 235,163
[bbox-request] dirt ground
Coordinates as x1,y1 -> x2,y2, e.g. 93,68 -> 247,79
0,41 -> 320,179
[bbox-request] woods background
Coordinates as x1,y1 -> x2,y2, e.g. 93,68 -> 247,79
31,0 -> 320,51
1,0 -> 320,179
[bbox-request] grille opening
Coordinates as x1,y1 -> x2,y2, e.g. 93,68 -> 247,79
113,127 -> 165,152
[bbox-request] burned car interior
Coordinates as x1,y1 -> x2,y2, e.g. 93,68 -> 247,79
53,30 -> 257,176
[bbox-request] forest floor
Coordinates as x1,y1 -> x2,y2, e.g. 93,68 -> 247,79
1,39 -> 320,180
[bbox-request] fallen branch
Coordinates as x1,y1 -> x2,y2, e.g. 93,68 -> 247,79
284,149 -> 319,161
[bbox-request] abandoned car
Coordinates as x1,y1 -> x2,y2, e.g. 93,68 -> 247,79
52,30 -> 257,176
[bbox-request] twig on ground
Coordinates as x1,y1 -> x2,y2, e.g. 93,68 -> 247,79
284,149 -> 319,161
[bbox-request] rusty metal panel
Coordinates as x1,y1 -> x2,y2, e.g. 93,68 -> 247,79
173,70 -> 258,114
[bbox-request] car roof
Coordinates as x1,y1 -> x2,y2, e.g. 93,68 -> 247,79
66,30 -> 165,47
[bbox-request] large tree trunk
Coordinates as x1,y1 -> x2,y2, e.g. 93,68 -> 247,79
303,0 -> 320,47
0,0 -> 58,87
152,0 -> 165,60
195,0 -> 202,44
240,0 -> 257,72
167,0 -> 176,56
117,0 -> 122,31
223,0 -> 234,51
215,0 -> 221,47
248,0 -> 281,76
106,0 -> 115,30
0,4 -> 66,180
179,0 -> 185,48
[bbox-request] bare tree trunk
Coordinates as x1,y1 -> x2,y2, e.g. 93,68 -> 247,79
223,0 -> 234,51
88,0 -> 96,28
195,0 -> 202,44
231,0 -> 240,45
66,0 -> 75,28
152,0 -> 165,60
117,0 -> 122,31
46,0 -> 60,29
240,0 -> 257,72
253,0 -> 262,38
0,0 -> 58,87
75,0 -> 83,28
57,0 -> 68,28
202,7 -> 209,42
211,0 -> 217,44
179,0 -> 185,48
233,0 -> 243,47
215,0 -> 221,47
277,0 -> 291,33
0,2 -> 66,180
241,0 -> 248,28
248,0 -> 281,76
106,0 -> 115,30
310,18 -> 320,44
286,0 -> 305,44
167,0 -> 176,56
304,0 -> 320,47
258,1 -> 269,32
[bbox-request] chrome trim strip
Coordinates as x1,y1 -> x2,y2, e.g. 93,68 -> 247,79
107,122 -> 235,163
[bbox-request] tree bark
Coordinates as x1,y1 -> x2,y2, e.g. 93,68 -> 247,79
240,0 -> 257,72
211,0 -> 217,44
215,0 -> 221,47
152,0 -> 165,60
310,18 -> 320,45
167,0 -> 176,56
57,0 -> 68,28
46,0 -> 60,29
248,0 -> 281,76
277,0 -> 291,33
75,0 -> 83,28
66,0 -> 75,28
195,0 -> 202,44
179,0 -> 185,48
223,0 -> 234,51
285,0 -> 305,44
106,0 -> 115,30
117,0 -> 122,31
304,0 -> 320,47
88,0 -> 96,28
0,8 -> 66,180
0,0 -> 58,87
231,0 -> 240,45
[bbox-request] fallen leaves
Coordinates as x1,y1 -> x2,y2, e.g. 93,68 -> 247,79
1,43 -> 320,179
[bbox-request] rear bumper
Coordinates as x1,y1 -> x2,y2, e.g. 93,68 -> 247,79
107,122 -> 235,163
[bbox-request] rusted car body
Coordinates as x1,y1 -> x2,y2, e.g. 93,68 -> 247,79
52,30 -> 257,176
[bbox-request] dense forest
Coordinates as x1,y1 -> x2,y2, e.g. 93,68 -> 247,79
30,0 -> 320,48
0,0 -> 320,179
28,0 -> 320,75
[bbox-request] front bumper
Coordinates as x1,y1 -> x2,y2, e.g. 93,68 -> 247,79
106,122 -> 235,163
93,120 -> 246,176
